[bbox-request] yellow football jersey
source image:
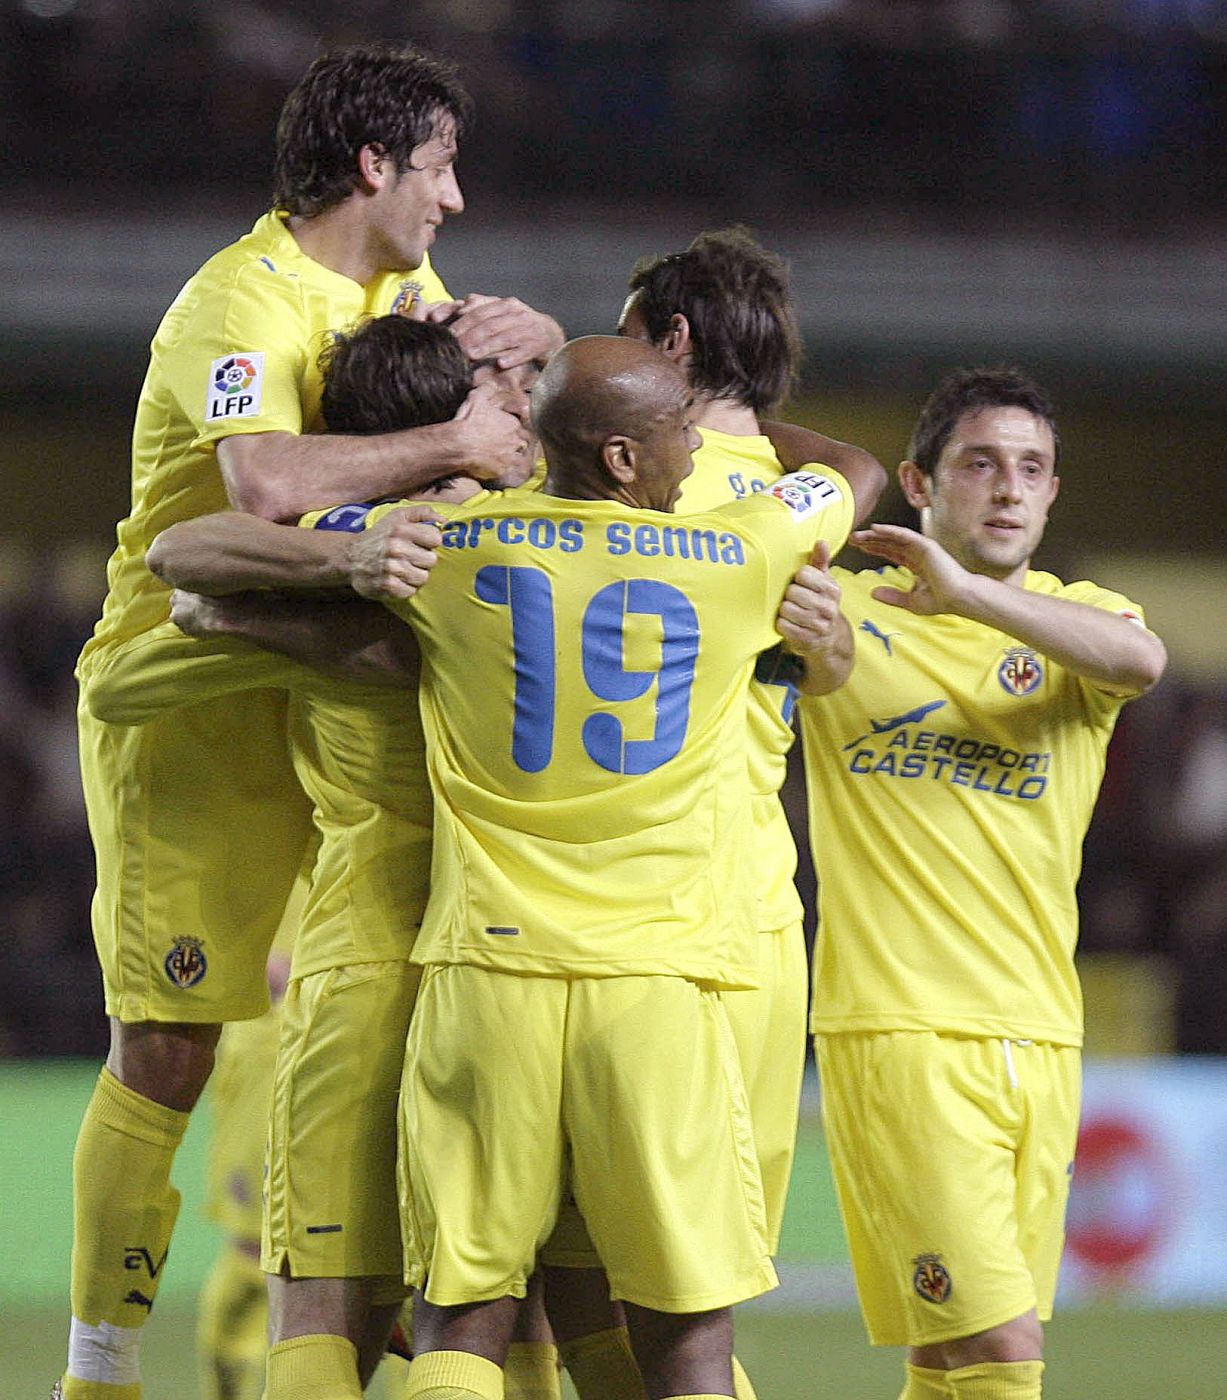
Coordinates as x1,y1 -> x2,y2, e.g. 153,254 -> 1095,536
677,427 -> 817,930
799,566 -> 1147,1045
78,210 -> 448,676
368,474 -> 853,988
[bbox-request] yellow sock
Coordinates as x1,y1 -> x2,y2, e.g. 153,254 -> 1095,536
557,1326 -> 646,1400
946,1360 -> 1044,1399
63,1068 -> 189,1398
196,1243 -> 267,1400
901,1363 -> 954,1399
731,1355 -> 757,1400
264,1334 -> 362,1399
404,1350 -> 504,1400
503,1342 -> 560,1400
59,1383 -> 142,1400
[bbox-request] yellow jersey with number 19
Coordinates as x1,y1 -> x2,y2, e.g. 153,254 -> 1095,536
799,565 -> 1148,1046
78,210 -> 448,675
372,474 -> 853,989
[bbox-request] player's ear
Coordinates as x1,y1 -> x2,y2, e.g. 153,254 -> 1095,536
357,143 -> 393,193
898,459 -> 931,510
660,314 -> 692,361
601,434 -> 637,485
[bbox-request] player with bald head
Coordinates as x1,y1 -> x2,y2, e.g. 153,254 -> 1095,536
354,333 -> 855,1400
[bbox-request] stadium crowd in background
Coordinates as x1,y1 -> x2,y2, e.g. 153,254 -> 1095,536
5,0 -> 1224,232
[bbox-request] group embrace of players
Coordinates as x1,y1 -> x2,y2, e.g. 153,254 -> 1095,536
60,39 -> 1167,1400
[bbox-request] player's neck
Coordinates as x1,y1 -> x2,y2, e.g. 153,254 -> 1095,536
693,396 -> 761,437
285,206 -> 381,287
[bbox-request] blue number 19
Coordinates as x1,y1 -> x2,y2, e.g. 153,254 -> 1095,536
474,566 -> 700,776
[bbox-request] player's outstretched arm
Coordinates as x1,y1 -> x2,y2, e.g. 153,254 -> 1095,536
759,419 -> 887,526
775,540 -> 855,696
855,522 -> 1168,695
428,292 -> 565,369
218,380 -> 528,522
147,507 -> 441,600
169,590 -> 421,687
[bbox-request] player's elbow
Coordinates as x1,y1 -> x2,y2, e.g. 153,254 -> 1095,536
1128,632 -> 1168,694
223,473 -> 297,522
146,525 -> 184,585
846,452 -> 888,525
217,433 -> 302,522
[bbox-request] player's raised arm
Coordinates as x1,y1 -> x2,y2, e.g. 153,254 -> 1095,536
147,505 -> 442,600
854,521 -> 1167,696
760,418 -> 886,525
218,380 -> 528,522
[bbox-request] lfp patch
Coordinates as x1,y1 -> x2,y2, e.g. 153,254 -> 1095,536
766,471 -> 841,517
998,647 -> 1043,696
164,936 -> 207,989
206,352 -> 264,423
912,1253 -> 953,1304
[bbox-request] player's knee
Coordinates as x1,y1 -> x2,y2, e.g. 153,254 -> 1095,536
944,1311 -> 1043,1367
107,1017 -> 223,1109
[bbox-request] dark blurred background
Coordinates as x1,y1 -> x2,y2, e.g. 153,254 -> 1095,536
3,0 -> 1227,1061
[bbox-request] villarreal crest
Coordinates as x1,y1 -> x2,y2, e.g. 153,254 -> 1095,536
164,935 -> 207,989
912,1253 -> 953,1304
998,647 -> 1043,696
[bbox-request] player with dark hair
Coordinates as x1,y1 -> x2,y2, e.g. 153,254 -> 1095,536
791,366 -> 1166,1400
63,37 -> 559,1400
80,312 -> 539,1400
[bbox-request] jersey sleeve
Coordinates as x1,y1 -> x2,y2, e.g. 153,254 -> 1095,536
1059,577 -> 1154,712
159,263 -> 315,450
82,619 -> 305,726
731,467 -> 856,625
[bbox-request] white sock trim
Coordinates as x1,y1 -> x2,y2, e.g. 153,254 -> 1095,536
67,1316 -> 143,1385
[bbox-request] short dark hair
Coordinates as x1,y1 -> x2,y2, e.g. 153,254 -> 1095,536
627,226 -> 801,414
273,42 -> 472,216
908,366 -> 1061,475
320,316 -> 472,434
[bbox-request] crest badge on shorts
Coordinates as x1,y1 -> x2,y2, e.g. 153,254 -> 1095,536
912,1252 -> 953,1304
164,935 -> 207,989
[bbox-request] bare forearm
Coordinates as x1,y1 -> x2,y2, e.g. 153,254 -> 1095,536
217,425 -> 470,522
958,576 -> 1167,694
178,592 -> 420,686
148,513 -> 352,594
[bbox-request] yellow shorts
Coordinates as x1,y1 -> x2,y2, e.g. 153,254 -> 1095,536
400,966 -> 777,1313
542,921 -> 806,1268
262,959 -> 422,1283
721,921 -> 806,1253
78,692 -> 313,1023
816,1031 -> 1080,1347
204,1007 -> 282,1244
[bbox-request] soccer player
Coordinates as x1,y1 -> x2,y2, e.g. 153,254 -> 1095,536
792,368 -> 1167,1400
64,39 -> 561,1399
536,228 -> 885,1400
83,315 -> 540,1400
137,334 -> 859,1400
